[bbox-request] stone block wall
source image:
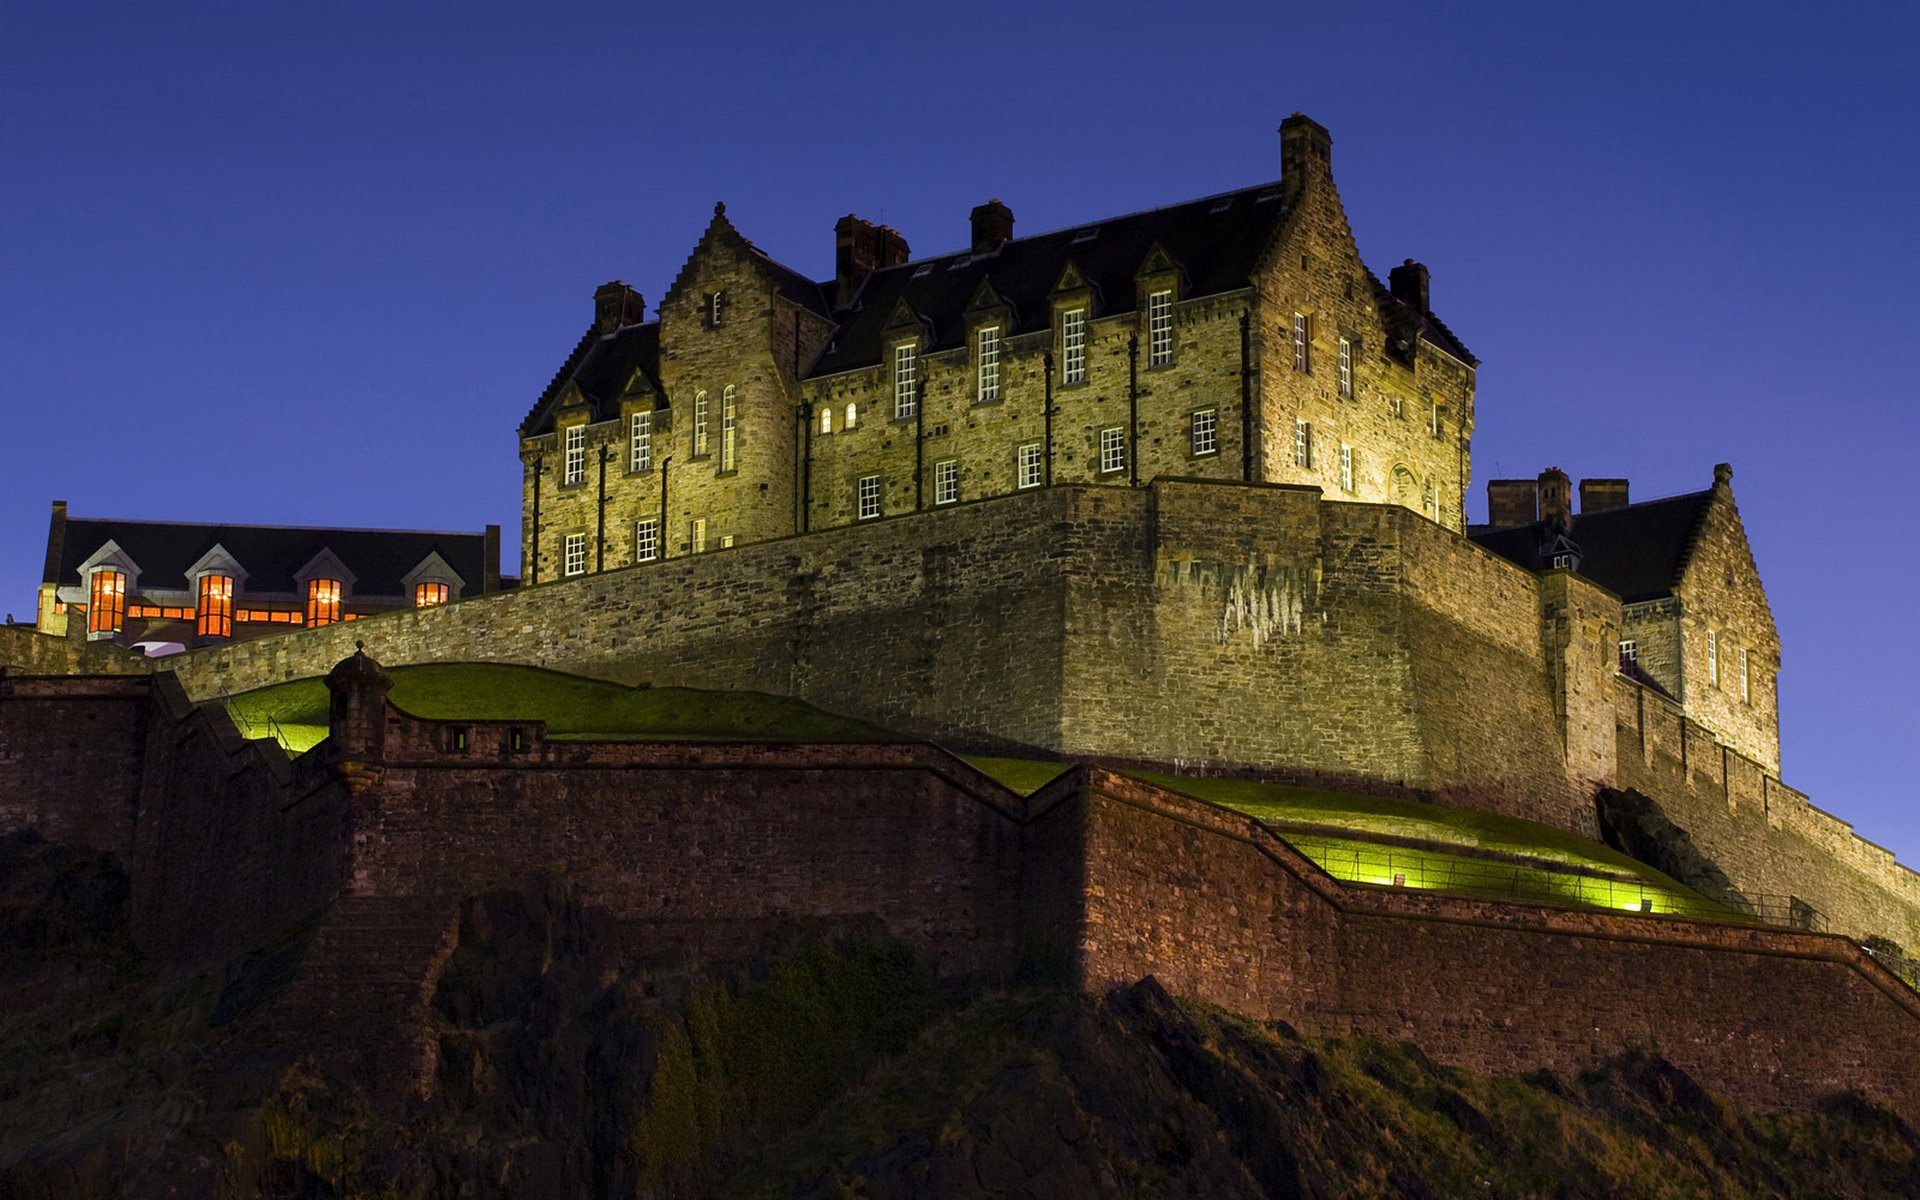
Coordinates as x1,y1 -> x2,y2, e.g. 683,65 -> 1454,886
0,625 -> 150,676
0,674 -> 150,857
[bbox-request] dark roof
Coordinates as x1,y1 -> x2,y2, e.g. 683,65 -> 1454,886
51,517 -> 494,599
1469,490 -> 1715,603
811,180 -> 1294,375
519,320 -> 661,438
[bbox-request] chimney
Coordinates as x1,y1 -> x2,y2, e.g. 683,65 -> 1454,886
593,281 -> 646,334
1538,467 -> 1573,534
1279,112 -> 1333,203
834,214 -> 881,307
1579,478 -> 1630,513
969,199 -> 1014,253
1486,479 -> 1538,528
878,225 -> 910,269
1389,259 -> 1430,313
43,500 -> 68,589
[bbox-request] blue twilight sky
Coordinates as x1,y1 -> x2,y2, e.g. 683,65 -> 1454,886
3,3 -> 1916,854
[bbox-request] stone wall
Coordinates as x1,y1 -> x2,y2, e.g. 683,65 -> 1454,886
0,674 -> 150,858
1616,678 -> 1920,951
1672,481 -> 1781,771
0,625 -> 150,676
1064,768 -> 1920,1115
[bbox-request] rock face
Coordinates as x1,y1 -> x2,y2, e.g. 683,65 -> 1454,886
4,841 -> 1920,1199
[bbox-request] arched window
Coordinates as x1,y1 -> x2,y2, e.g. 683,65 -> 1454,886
721,385 -> 737,471
820,407 -> 833,434
693,390 -> 710,456
845,402 -> 858,430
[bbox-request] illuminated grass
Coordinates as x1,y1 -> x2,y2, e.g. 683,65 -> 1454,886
960,756 -> 1071,796
219,663 -> 902,755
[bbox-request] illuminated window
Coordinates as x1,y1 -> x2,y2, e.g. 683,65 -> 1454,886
719,534 -> 734,549
1739,648 -> 1750,703
635,518 -> 659,563
690,518 -> 706,554
195,574 -> 233,640
1338,337 -> 1353,398
845,402 -> 858,430
976,326 -> 1000,402
305,579 -> 342,627
1707,629 -> 1719,686
414,582 -> 449,607
1190,409 -> 1217,457
1016,442 -> 1044,489
1339,444 -> 1354,492
1388,394 -> 1403,419
1061,308 -> 1087,384
563,425 -> 585,485
1148,291 -> 1173,366
1430,403 -> 1444,440
705,290 -> 726,327
820,407 -> 833,434
693,391 -> 709,456
1291,312 -> 1310,372
1293,418 -> 1312,468
564,533 -> 586,577
1620,639 -> 1638,670
87,570 -> 125,635
721,385 -> 737,472
934,459 -> 959,505
1099,426 -> 1126,475
894,344 -> 918,419
857,474 -> 882,520
630,412 -> 652,472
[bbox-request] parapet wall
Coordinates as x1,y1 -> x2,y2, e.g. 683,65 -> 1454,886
0,625 -> 149,677
1616,680 -> 1920,950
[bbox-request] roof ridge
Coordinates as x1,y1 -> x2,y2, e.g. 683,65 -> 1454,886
520,321 -> 601,436
65,517 -> 491,538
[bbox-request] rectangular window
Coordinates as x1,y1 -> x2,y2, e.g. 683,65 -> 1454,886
1016,442 -> 1044,489
634,518 -> 659,563
1148,290 -> 1173,366
414,582 -> 449,607
564,533 -> 586,577
690,518 -> 706,554
1620,639 -> 1638,669
1190,408 -> 1217,457
719,534 -> 735,549
1339,443 -> 1354,492
629,411 -> 652,472
1293,418 -> 1312,468
1061,308 -> 1087,384
563,425 -> 585,485
857,474 -> 882,520
694,391 -> 710,456
976,327 -> 1000,402
1707,629 -> 1719,686
721,386 -> 737,472
1291,312 -> 1310,372
1337,337 -> 1353,398
1739,648 -> 1751,703
894,344 -> 918,419
305,578 -> 342,627
934,459 -> 959,505
196,574 -> 233,640
87,570 -> 126,634
1430,403 -> 1444,440
1099,426 -> 1126,475
1388,394 -> 1403,420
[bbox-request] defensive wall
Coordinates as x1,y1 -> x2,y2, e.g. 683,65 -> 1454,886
0,623 -> 149,677
6,668 -> 1920,1114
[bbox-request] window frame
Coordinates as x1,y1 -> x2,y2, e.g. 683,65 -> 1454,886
693,390 -> 710,457
305,578 -> 342,627
1016,442 -> 1044,490
857,473 -> 883,520
1337,336 -> 1353,399
629,411 -> 653,473
1339,443 -> 1354,492
933,459 -> 959,506
720,385 -> 737,473
414,582 -> 450,608
634,518 -> 660,564
1619,639 -> 1639,669
563,533 -> 587,578
87,569 -> 126,635
1098,426 -> 1126,475
893,343 -> 918,420
1707,629 -> 1720,686
562,424 -> 586,486
690,518 -> 707,554
1293,418 -> 1312,469
1061,307 -> 1087,384
1147,290 -> 1174,367
976,326 -> 1001,403
1291,312 -> 1310,372
195,573 -> 234,640
1189,408 -> 1218,458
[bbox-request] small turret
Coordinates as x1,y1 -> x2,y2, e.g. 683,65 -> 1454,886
326,642 -> 393,790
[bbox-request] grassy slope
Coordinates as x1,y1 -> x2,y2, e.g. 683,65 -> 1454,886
221,662 -> 902,753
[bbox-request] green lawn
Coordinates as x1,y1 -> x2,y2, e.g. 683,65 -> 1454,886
220,662 -> 902,754
960,756 -> 1072,796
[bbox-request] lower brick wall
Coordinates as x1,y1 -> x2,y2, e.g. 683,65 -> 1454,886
0,675 -> 149,858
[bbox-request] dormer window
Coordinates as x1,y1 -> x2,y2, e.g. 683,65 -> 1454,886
1147,291 -> 1173,367
196,574 -> 234,640
415,582 -> 449,607
563,425 -> 586,485
976,326 -> 1001,402
305,579 -> 342,627
87,569 -> 125,635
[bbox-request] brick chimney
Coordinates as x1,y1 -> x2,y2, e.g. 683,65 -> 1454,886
1538,467 -> 1573,534
834,215 -> 911,307
1579,478 -> 1630,513
970,199 -> 1014,253
1389,259 -> 1430,313
1486,480 -> 1538,527
593,281 -> 646,334
1280,113 -> 1333,204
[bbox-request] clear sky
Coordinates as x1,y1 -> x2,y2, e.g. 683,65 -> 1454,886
3,3 -> 1915,857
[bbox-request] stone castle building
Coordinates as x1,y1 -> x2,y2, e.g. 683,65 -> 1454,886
517,115 -> 1475,581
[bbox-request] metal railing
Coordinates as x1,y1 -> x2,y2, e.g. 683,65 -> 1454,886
1282,834 -> 1827,931
219,686 -> 286,749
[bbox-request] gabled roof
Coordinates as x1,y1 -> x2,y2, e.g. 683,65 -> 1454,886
518,320 -> 660,438
1469,490 -> 1716,603
50,517 -> 495,599
810,180 -> 1293,375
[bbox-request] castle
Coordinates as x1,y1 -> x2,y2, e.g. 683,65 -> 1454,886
6,114 -> 1920,1117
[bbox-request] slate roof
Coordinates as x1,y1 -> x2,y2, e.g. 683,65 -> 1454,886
520,177 -> 1477,433
1469,490 -> 1716,603
50,517 -> 495,599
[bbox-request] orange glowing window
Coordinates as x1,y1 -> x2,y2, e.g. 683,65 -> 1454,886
196,574 -> 234,639
306,579 -> 342,627
414,582 -> 449,608
88,570 -> 126,633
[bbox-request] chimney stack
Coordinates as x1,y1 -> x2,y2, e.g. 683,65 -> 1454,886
1579,478 -> 1630,513
833,215 -> 912,308
969,199 -> 1014,253
1389,259 -> 1430,313
592,281 -> 646,334
1538,467 -> 1573,534
1279,113 -> 1333,204
1486,479 -> 1538,528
